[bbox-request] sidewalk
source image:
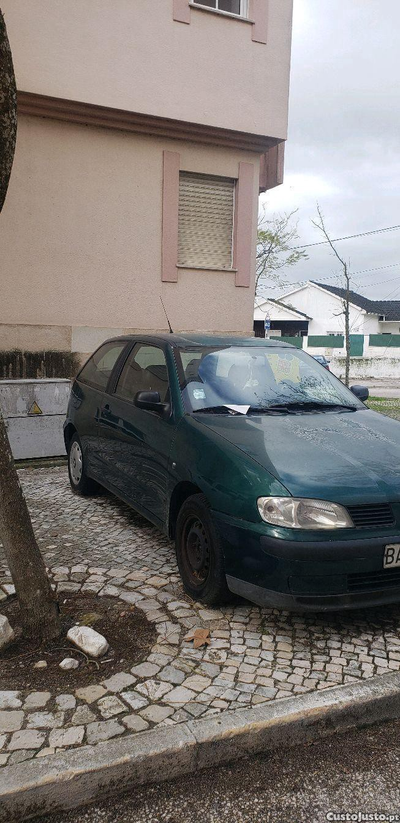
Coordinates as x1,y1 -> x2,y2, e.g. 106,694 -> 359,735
1,466 -> 400,769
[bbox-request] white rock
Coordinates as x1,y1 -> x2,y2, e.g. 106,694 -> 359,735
0,615 -> 14,650
59,658 -> 79,671
33,661 -> 47,669
67,625 -> 109,658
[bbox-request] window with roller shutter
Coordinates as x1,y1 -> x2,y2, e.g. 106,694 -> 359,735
178,172 -> 235,270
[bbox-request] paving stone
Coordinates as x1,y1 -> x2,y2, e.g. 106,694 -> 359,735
139,705 -> 174,723
97,695 -> 126,719
130,662 -> 161,679
36,747 -> 56,758
0,753 -> 9,766
182,675 -> 211,693
158,665 -> 186,685
86,720 -> 125,745
102,672 -> 136,692
163,686 -> 198,705
71,705 -> 97,725
0,711 -> 24,732
122,714 -> 150,732
75,685 -> 107,704
27,712 -> 64,729
0,734 -> 6,750
24,692 -> 51,710
0,691 -> 22,709
121,692 -> 149,711
136,680 -> 172,701
48,727 -> 85,748
8,730 -> 47,751
55,694 -> 76,711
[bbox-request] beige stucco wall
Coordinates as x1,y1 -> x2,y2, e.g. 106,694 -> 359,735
0,116 -> 258,353
2,0 -> 293,139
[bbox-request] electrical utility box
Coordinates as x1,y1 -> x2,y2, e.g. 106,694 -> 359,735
0,379 -> 71,460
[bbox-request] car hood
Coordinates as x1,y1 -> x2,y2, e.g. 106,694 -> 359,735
194,408 -> 400,504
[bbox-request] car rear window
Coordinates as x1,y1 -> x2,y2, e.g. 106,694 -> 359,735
78,341 -> 126,391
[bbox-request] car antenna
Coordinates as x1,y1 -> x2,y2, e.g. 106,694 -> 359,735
160,297 -> 174,334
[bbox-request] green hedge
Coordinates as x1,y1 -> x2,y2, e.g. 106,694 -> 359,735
308,335 -> 344,348
369,334 -> 400,348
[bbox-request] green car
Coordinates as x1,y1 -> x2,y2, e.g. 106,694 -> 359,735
64,334 -> 400,612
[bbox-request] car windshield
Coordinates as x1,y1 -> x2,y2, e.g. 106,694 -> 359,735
175,346 -> 364,413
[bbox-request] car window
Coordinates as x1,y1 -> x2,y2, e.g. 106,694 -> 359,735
115,344 -> 170,403
78,341 -> 126,391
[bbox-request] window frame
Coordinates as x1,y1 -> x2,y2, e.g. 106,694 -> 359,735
191,0 -> 249,20
113,342 -> 171,407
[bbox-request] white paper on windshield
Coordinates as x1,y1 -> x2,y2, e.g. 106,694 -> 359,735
224,405 -> 250,414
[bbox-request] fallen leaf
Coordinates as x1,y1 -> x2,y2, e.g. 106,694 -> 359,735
186,628 -> 211,649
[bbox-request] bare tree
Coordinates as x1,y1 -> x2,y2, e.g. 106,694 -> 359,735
312,205 -> 351,386
0,9 -> 61,640
256,207 -> 308,296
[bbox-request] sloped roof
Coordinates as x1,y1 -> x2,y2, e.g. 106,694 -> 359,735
311,282 -> 400,321
268,298 -> 311,319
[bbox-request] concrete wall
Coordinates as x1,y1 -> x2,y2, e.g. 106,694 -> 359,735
0,116 -> 259,358
2,0 -> 293,139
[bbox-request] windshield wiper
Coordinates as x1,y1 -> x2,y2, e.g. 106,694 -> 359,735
193,405 -> 241,415
247,401 -> 358,415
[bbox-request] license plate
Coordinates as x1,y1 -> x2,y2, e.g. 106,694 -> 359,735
384,544 -> 400,569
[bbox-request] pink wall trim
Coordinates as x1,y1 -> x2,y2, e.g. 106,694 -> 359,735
259,141 -> 285,192
162,151 -> 180,283
234,162 -> 255,288
173,0 -> 191,24
250,0 -> 268,44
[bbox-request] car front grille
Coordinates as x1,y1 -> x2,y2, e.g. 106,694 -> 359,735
347,503 -> 395,529
348,567 -> 400,592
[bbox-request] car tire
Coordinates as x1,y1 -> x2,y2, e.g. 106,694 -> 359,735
67,433 -> 100,496
175,493 -> 231,606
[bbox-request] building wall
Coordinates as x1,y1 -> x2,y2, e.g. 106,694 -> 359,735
0,115 -> 259,359
2,0 -> 293,138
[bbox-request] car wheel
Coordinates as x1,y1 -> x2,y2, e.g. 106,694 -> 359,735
175,493 -> 231,606
67,433 -> 100,496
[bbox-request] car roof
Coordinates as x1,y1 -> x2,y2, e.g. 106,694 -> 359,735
108,333 -> 294,349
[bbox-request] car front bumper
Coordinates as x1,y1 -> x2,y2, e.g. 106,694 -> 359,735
213,512 -> 400,612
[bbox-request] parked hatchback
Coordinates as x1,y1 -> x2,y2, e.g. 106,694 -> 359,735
65,334 -> 400,612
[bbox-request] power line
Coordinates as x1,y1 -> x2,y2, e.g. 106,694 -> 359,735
290,224 -> 400,250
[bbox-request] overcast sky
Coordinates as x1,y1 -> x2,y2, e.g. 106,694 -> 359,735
259,0 -> 400,301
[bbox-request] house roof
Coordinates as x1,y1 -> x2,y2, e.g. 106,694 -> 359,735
311,282 -> 400,321
254,297 -> 311,321
268,298 -> 311,319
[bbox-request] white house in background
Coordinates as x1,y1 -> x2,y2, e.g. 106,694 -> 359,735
253,297 -> 310,337
254,281 -> 400,337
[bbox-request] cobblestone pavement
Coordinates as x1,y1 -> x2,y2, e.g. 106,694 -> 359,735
2,466 -> 400,766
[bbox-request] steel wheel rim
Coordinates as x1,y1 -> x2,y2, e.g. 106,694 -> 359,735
69,441 -> 83,485
181,515 -> 210,589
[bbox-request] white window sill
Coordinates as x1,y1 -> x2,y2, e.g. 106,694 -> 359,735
189,4 -> 254,24
177,264 -> 237,272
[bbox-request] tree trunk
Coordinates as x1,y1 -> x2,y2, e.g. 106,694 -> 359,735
0,9 -> 17,211
0,413 -> 61,640
0,11 -> 61,641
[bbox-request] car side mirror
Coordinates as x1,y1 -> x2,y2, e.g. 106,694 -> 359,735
350,385 -> 369,402
134,390 -> 168,414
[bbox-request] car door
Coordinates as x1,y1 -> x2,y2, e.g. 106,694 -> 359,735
72,339 -> 128,479
97,342 -> 176,526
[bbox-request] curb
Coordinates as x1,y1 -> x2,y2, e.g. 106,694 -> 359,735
2,671 -> 400,822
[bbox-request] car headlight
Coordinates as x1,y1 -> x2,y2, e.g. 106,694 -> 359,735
257,497 -> 354,530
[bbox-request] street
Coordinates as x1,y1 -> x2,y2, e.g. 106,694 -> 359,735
36,718 -> 400,823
